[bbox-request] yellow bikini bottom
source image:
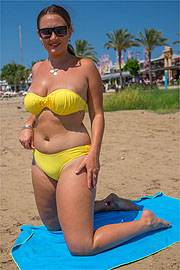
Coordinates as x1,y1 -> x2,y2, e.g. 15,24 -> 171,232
33,144 -> 91,181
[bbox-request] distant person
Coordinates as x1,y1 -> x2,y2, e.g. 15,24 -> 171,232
128,79 -> 132,87
19,4 -> 171,256
145,78 -> 149,85
105,83 -> 109,91
162,75 -> 165,84
115,83 -> 119,92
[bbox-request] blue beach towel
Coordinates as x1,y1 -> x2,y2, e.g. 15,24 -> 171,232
11,192 -> 180,270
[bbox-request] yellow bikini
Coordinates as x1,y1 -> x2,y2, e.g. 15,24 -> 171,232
33,145 -> 91,180
24,89 -> 86,115
24,89 -> 90,181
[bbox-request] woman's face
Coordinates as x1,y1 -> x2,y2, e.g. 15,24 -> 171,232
37,14 -> 72,56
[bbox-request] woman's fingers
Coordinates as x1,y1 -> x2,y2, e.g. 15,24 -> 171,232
19,129 -> 34,150
19,139 -> 33,150
75,157 -> 100,189
92,169 -> 99,189
30,137 -> 35,149
87,169 -> 98,189
26,141 -> 32,150
93,172 -> 98,189
75,161 -> 86,175
21,141 -> 28,149
76,160 -> 93,189
87,170 -> 93,189
31,141 -> 35,149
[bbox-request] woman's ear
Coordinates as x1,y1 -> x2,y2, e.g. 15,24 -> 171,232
37,29 -> 42,42
68,26 -> 73,39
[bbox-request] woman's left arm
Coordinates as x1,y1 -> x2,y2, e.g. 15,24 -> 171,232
76,59 -> 105,189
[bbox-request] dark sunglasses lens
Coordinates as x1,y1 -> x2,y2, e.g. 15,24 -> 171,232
40,28 -> 52,39
54,26 -> 67,37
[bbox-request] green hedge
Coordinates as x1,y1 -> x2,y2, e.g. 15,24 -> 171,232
103,88 -> 179,113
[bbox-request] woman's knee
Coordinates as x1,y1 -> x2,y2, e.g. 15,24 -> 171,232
63,234 -> 94,256
68,241 -> 94,256
44,217 -> 61,231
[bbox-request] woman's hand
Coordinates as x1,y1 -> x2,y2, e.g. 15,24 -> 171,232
19,128 -> 35,150
76,152 -> 100,189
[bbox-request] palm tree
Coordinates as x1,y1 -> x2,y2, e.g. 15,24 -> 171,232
173,33 -> 180,52
75,40 -> 99,64
136,28 -> 168,88
104,29 -> 139,89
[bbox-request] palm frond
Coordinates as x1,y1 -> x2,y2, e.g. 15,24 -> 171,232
105,29 -> 139,52
75,39 -> 99,64
137,28 -> 168,51
173,41 -> 180,45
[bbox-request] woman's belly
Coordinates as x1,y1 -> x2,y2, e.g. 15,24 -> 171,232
33,110 -> 91,154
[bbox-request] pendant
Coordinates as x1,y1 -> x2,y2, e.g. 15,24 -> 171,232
53,72 -> 58,76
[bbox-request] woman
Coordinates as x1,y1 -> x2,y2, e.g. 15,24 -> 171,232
19,5 -> 171,256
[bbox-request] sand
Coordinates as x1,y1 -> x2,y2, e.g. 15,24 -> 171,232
1,98 -> 179,270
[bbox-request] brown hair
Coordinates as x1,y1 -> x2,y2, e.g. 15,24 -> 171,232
37,5 -> 75,56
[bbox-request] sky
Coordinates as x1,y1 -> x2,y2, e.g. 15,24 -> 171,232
1,0 -> 179,69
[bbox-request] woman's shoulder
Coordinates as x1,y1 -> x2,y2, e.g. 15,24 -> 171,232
80,58 -> 96,68
78,59 -> 98,77
70,55 -> 94,66
32,60 -> 46,75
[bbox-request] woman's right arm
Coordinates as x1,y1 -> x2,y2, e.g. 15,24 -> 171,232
19,114 -> 35,150
18,61 -> 42,150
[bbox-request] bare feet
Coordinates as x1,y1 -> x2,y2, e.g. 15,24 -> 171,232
104,193 -> 139,211
141,209 -> 171,232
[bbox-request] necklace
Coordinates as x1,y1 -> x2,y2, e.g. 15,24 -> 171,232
48,57 -> 68,76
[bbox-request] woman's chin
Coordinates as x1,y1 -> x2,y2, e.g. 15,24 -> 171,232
48,48 -> 62,56
49,47 -> 60,53
49,46 -> 68,56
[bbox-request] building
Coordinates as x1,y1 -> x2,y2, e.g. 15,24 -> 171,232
101,47 -> 179,88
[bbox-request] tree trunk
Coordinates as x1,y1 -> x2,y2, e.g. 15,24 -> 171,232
118,51 -> 123,90
148,51 -> 152,89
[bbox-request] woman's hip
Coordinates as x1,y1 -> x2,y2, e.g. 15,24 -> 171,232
33,144 -> 91,181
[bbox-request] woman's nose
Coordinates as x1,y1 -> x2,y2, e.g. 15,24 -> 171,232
50,31 -> 57,40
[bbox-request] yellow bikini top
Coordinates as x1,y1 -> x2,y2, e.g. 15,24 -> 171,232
24,89 -> 87,116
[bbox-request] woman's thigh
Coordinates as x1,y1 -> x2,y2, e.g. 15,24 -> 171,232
56,157 -> 96,255
32,158 -> 61,231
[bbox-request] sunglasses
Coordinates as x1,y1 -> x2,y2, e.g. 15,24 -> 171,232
39,26 -> 68,39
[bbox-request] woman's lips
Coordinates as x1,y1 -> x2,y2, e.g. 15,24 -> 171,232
49,43 -> 60,48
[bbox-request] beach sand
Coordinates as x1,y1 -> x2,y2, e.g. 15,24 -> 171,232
1,98 -> 179,269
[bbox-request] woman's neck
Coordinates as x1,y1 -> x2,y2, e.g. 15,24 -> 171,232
48,51 -> 70,68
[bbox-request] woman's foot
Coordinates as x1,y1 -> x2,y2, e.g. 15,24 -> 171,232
104,193 -> 139,211
94,193 -> 139,213
140,209 -> 171,231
